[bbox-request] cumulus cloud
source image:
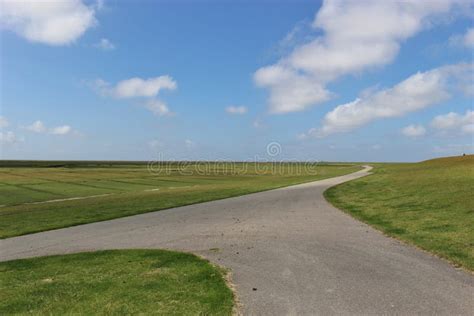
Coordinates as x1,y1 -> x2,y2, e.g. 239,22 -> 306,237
254,66 -> 331,113
0,116 -> 9,128
114,76 -> 176,98
94,38 -> 115,50
300,63 -> 473,137
226,106 -> 247,115
97,76 -> 177,99
50,125 -> 72,135
0,0 -> 98,45
254,0 -> 468,114
145,99 -> 172,116
93,75 -> 177,116
431,110 -> 474,134
401,124 -> 426,137
24,120 -> 74,135
25,120 -> 47,133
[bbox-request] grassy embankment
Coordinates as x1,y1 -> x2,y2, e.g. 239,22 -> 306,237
0,161 -> 361,238
325,155 -> 474,270
0,249 -> 234,315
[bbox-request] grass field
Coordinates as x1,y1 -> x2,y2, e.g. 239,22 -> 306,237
325,155 -> 474,270
0,161 -> 361,238
0,249 -> 234,315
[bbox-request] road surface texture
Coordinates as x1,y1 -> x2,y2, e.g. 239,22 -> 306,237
1,166 -> 473,315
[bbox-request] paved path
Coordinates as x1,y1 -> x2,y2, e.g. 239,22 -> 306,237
1,166 -> 472,315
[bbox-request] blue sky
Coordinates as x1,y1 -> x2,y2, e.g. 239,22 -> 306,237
0,0 -> 473,162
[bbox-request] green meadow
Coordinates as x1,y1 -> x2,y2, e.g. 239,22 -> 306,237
325,155 -> 474,270
0,249 -> 234,315
0,161 -> 361,238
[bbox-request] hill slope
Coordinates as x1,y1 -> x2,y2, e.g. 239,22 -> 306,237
325,155 -> 474,270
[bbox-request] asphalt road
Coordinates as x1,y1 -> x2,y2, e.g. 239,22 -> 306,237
1,166 -> 473,315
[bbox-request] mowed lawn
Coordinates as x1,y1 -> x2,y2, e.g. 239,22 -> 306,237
0,249 -> 234,315
325,155 -> 474,270
0,162 -> 361,238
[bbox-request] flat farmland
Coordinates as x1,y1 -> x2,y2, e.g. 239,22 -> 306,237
0,162 -> 361,238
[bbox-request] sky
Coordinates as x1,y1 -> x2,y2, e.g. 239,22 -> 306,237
0,0 -> 473,162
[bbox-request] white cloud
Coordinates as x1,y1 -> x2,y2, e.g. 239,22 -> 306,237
24,120 -> 74,135
50,125 -> 72,135
401,124 -> 426,137
254,66 -> 331,113
94,38 -> 115,50
300,63 -> 472,137
0,0 -> 98,45
26,120 -> 47,133
105,76 -> 177,99
276,20 -> 311,54
254,0 -> 468,114
431,110 -> 474,134
0,116 -> 9,128
464,28 -> 474,47
145,99 -> 172,116
317,69 -> 450,136
93,75 -> 177,116
226,106 -> 247,115
0,131 -> 19,144
450,27 -> 474,49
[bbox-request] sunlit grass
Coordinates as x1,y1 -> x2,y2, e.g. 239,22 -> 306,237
0,249 -> 234,315
325,155 -> 474,270
0,162 -> 361,238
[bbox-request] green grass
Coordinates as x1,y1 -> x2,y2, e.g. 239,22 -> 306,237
0,249 -> 234,315
0,161 -> 361,238
324,155 -> 474,270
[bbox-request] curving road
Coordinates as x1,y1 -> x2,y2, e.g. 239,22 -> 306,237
1,166 -> 473,315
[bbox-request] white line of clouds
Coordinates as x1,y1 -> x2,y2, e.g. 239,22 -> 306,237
254,0 -> 471,114
24,120 -> 74,135
95,76 -> 177,99
300,62 -> 473,138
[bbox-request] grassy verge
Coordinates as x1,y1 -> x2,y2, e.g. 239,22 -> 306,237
0,249 -> 234,315
324,155 -> 474,270
0,163 -> 361,238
